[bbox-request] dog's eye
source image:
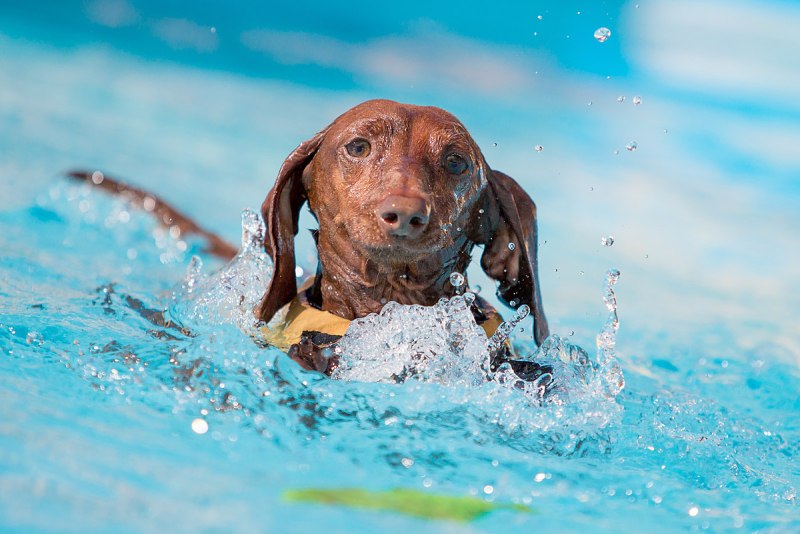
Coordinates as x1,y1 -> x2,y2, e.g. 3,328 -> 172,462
345,138 -> 371,158
444,153 -> 469,175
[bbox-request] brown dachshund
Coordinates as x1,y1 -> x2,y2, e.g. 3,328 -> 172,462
70,99 -> 549,378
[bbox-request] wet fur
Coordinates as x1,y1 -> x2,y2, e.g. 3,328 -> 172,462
259,99 -> 549,344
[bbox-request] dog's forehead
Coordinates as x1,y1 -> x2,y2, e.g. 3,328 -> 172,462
329,100 -> 469,140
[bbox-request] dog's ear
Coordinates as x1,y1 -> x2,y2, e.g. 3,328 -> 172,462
258,129 -> 327,323
479,169 -> 550,345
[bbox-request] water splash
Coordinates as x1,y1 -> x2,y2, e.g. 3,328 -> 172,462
331,295 -> 488,386
487,304 -> 530,356
167,208 -> 271,333
332,268 -> 626,431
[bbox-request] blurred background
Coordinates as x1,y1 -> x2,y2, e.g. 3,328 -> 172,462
1,0 -> 798,361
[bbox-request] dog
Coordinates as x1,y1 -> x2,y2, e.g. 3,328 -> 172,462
70,99 -> 549,379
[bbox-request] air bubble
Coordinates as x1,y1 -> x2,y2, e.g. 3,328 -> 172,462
594,27 -> 611,42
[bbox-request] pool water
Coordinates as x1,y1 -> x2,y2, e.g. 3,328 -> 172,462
1,177 -> 797,532
2,3 -> 800,531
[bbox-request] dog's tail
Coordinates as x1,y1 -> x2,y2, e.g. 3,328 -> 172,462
66,170 -> 238,260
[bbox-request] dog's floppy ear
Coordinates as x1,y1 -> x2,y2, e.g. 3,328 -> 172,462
479,169 -> 550,345
258,128 -> 327,323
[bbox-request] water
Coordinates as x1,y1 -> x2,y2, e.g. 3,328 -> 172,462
1,182 -> 798,532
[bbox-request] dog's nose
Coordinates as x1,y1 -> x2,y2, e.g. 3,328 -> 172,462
375,194 -> 430,238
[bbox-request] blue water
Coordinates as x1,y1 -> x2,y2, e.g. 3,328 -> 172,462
2,2 -> 800,532
2,176 -> 798,533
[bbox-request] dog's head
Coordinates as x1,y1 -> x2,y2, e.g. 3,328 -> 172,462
258,99 -> 549,345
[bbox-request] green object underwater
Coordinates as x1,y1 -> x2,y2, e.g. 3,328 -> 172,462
283,487 -> 534,522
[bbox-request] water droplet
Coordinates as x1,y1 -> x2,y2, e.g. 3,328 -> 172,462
483,485 -> 494,495
594,27 -> 611,42
295,266 -> 304,277
449,272 -> 465,288
688,506 -> 699,517
663,129 -> 669,134
91,171 -> 104,184
534,145 -> 544,152
537,15 -> 543,20
380,297 -> 387,304
589,186 -> 594,191
143,196 -> 156,212
617,95 -> 625,103
210,26 -> 217,33
401,457 -> 414,468
478,208 -> 485,214
463,292 -> 476,305
493,142 -> 498,147
626,141 -> 638,151
508,242 -> 516,251
645,254 -> 649,259
26,331 -> 44,346
509,299 -> 517,307
532,372 -> 552,397
191,418 -> 209,434
569,330 -> 575,336
473,284 -> 482,293
632,95 -> 642,105
601,235 -> 615,247
587,101 -> 593,106
534,473 -> 546,482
